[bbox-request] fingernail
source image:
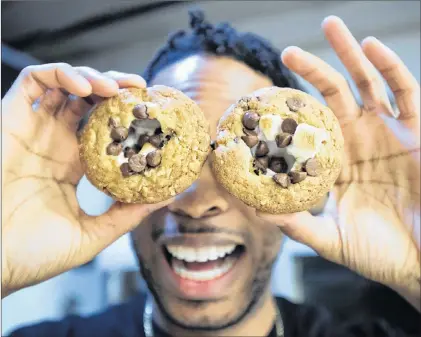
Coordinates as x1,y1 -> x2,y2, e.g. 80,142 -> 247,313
322,15 -> 343,27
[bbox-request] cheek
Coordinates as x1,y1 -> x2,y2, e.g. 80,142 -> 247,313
252,223 -> 282,264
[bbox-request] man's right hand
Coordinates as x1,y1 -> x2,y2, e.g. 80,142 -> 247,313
2,63 -> 171,297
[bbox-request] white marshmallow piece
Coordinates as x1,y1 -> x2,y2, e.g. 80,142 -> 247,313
259,114 -> 283,141
286,123 -> 328,162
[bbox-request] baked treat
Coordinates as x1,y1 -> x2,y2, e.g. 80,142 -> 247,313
211,87 -> 344,214
79,86 -> 210,204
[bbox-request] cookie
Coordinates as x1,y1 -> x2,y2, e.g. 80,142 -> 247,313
211,87 -> 344,214
79,86 -> 211,204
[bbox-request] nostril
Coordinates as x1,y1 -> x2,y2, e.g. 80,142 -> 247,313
172,209 -> 190,217
204,206 -> 221,217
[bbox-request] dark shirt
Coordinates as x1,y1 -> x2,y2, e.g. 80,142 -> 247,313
8,294 -> 420,337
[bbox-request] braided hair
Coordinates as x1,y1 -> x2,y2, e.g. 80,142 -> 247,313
143,9 -> 301,89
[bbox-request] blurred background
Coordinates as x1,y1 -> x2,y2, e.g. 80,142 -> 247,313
1,1 -> 420,335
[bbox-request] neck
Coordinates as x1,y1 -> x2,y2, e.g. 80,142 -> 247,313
151,289 -> 277,337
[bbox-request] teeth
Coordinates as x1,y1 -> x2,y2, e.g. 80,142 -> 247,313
259,114 -> 283,141
166,244 -> 236,262
286,123 -> 328,162
172,258 -> 234,281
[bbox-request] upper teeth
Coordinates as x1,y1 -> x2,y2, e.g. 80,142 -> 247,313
166,244 -> 236,262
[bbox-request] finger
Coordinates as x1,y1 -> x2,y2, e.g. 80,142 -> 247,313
362,36 -> 420,120
257,210 -> 341,260
282,46 -> 360,124
61,71 -> 147,130
10,63 -> 92,105
74,66 -> 119,97
322,16 -> 393,115
102,70 -> 146,88
37,89 -> 67,116
62,68 -> 146,131
79,198 -> 175,261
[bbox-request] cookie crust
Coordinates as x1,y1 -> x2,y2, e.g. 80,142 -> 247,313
211,87 -> 344,214
79,86 -> 211,204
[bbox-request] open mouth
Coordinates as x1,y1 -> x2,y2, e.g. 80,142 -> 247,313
163,244 -> 245,282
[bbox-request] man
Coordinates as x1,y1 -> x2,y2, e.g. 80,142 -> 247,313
2,10 -> 420,337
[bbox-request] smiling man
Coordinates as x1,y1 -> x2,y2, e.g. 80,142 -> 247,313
3,9 -> 420,337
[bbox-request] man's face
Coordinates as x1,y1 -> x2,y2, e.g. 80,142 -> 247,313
131,55 -> 283,330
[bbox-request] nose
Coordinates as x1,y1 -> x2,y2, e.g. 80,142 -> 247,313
168,164 -> 230,219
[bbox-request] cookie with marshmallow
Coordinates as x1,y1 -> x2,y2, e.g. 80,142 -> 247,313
211,87 -> 344,214
79,86 -> 210,204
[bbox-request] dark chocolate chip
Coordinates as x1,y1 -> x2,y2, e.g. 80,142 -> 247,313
133,104 -> 149,119
210,141 -> 216,150
286,97 -> 305,112
241,135 -> 259,148
305,158 -> 321,176
137,134 -> 150,148
110,126 -> 128,142
149,134 -> 163,148
155,127 -> 162,135
281,118 -> 298,134
269,157 -> 288,173
242,111 -> 260,130
275,133 -> 293,148
128,154 -> 147,173
273,173 -> 290,188
108,117 -> 118,128
254,156 -> 269,174
255,140 -> 269,157
120,163 -> 132,177
256,156 -> 269,167
243,128 -> 258,137
124,147 -> 137,159
106,142 -> 122,156
146,150 -> 162,167
288,171 -> 307,184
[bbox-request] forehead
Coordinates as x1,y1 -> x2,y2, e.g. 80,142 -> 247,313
149,54 -> 273,137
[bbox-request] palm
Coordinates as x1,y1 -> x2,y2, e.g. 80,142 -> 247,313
262,16 -> 421,303
1,64 -> 162,297
2,97 -> 87,291
332,112 -> 420,287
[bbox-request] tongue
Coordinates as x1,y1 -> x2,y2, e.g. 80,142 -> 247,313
174,258 -> 224,271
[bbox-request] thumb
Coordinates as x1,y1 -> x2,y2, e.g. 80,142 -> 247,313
79,198 -> 173,260
257,210 -> 341,259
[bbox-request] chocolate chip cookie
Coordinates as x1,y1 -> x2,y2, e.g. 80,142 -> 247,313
211,87 -> 344,214
79,86 -> 211,203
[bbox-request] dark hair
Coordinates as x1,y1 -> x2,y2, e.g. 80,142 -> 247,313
143,9 -> 301,89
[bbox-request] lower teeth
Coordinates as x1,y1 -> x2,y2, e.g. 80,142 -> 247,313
172,258 -> 235,281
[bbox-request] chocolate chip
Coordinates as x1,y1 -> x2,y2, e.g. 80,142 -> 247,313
281,118 -> 298,134
273,173 -> 290,188
133,104 -> 148,119
128,154 -> 147,173
254,156 -> 269,174
106,142 -> 122,156
255,141 -> 269,157
288,171 -> 307,184
305,158 -> 321,176
154,127 -> 162,135
108,117 -> 118,128
137,134 -> 150,148
242,111 -> 260,130
275,133 -> 292,148
210,141 -> 216,150
146,150 -> 162,167
269,157 -> 288,173
120,163 -> 132,177
110,126 -> 128,142
149,134 -> 163,148
124,147 -> 137,159
286,97 -> 305,112
243,128 -> 257,137
241,135 -> 259,148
